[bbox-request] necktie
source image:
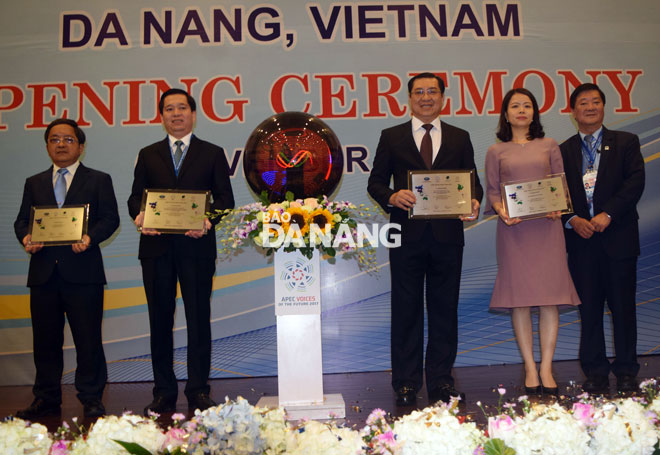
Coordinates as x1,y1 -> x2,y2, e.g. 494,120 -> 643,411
174,140 -> 184,175
54,168 -> 68,208
421,124 -> 433,169
584,134 -> 594,154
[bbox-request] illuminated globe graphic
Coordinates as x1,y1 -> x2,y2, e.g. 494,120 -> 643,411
243,112 -> 343,202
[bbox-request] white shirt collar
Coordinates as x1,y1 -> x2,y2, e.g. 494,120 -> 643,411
411,116 -> 441,132
168,133 -> 192,150
53,160 -> 80,176
579,126 -> 603,141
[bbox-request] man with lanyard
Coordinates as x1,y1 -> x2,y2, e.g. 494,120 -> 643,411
560,83 -> 645,394
128,88 -> 234,414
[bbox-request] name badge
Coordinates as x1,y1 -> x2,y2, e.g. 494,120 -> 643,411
583,169 -> 597,202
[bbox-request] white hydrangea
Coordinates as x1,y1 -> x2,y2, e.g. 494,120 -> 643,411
394,405 -> 484,455
588,399 -> 658,455
495,403 -> 590,455
285,419 -> 363,455
69,414 -> 165,455
190,396 -> 278,455
0,417 -> 52,455
259,406 -> 289,455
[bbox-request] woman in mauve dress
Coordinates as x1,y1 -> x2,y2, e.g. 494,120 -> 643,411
484,88 -> 580,395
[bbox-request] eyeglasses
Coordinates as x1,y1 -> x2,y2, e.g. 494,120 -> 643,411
48,136 -> 77,145
411,88 -> 441,97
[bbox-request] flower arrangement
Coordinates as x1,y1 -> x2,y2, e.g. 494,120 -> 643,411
214,191 -> 382,270
4,384 -> 660,455
286,419 -> 363,455
361,408 -> 400,455
68,413 -> 166,455
0,416 -> 52,455
393,399 -> 484,455
186,396 -> 287,455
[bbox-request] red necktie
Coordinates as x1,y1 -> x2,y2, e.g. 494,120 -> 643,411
421,124 -> 433,169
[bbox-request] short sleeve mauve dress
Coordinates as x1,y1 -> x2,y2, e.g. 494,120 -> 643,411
484,137 -> 580,309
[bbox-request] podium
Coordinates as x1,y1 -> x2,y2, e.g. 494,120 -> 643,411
256,249 -> 345,420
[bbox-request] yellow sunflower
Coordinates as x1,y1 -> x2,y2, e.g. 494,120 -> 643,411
309,208 -> 334,233
282,206 -> 310,236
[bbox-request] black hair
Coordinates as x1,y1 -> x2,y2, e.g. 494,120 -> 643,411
407,72 -> 446,95
569,83 -> 606,109
496,88 -> 545,142
158,88 -> 197,114
44,118 -> 86,145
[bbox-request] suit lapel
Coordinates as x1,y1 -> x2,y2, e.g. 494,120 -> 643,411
177,135 -> 196,179
40,167 -> 58,206
595,126 -> 612,186
566,134 -> 592,215
395,121 -> 426,169
65,163 -> 87,203
158,138 -> 177,179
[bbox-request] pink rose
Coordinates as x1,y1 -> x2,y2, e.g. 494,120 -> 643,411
162,427 -> 187,450
488,415 -> 515,438
572,402 -> 594,425
49,440 -> 69,455
303,198 -> 320,209
376,430 -> 397,445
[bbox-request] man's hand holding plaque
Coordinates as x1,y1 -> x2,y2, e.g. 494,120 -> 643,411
138,189 -> 210,235
407,170 -> 475,219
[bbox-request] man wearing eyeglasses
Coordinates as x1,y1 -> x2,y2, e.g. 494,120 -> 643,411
368,73 -> 483,407
14,118 -> 120,419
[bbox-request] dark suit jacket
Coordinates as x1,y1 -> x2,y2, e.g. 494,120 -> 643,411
560,127 -> 645,259
14,163 -> 120,286
367,120 -> 483,245
127,135 -> 235,259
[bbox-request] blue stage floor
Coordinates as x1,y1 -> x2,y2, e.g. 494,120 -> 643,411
86,230 -> 660,383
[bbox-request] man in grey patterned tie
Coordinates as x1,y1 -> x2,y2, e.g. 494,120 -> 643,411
560,83 -> 645,394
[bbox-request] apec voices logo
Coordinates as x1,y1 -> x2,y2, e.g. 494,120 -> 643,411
279,258 -> 316,293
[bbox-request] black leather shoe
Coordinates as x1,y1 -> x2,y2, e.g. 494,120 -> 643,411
16,398 -> 61,420
582,376 -> 609,394
83,399 -> 106,418
428,384 -> 465,404
395,386 -> 417,406
188,392 -> 216,411
616,375 -> 638,392
144,396 -> 177,415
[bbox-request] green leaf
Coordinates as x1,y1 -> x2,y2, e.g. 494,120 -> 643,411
652,440 -> 660,455
325,247 -> 336,257
483,438 -> 516,455
112,439 -> 154,455
259,190 -> 270,206
285,191 -> 295,202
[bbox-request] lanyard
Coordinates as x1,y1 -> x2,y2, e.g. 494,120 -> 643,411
580,131 -> 602,170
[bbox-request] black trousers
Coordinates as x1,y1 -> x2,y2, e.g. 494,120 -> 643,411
389,225 -> 463,392
568,239 -> 639,378
29,266 -> 106,405
141,249 -> 215,400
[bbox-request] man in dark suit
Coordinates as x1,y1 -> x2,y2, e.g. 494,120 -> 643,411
560,83 -> 645,394
368,73 -> 483,406
128,88 -> 234,414
14,118 -> 120,419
